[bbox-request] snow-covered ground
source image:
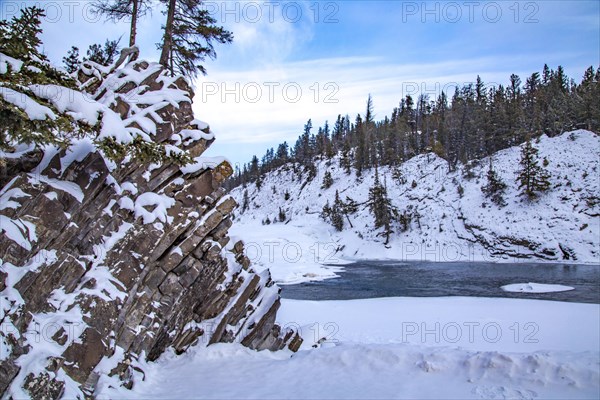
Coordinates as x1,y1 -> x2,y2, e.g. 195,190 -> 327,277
230,130 -> 600,285
97,297 -> 600,399
91,131 -> 600,399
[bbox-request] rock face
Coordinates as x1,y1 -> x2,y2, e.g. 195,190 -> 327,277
0,59 -> 300,398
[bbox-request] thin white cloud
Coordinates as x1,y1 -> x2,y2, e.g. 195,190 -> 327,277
194,54 -> 566,149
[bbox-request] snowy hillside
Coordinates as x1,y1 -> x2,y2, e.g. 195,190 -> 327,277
230,130 -> 600,284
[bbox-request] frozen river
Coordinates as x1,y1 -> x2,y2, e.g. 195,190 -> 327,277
281,260 -> 600,303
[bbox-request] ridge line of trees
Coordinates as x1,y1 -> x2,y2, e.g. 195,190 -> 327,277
229,64 -> 599,189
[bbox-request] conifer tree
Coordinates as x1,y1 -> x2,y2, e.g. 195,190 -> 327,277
339,193 -> 357,228
368,167 -> 394,244
391,166 -> 406,185
1,7 -> 81,151
321,170 -> 333,189
354,113 -> 366,177
62,46 -> 82,73
241,189 -> 249,212
159,0 -> 233,78
92,0 -> 153,47
481,159 -> 507,206
340,141 -> 352,174
321,200 -> 331,220
278,207 -> 286,223
330,206 -> 344,232
330,191 -> 344,231
85,38 -> 121,65
524,72 -> 541,133
516,138 -> 551,199
320,196 -> 343,231
0,6 -> 46,62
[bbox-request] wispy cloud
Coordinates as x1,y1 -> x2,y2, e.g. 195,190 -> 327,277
196,54 -> 580,158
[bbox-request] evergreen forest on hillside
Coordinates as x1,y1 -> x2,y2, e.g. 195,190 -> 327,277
229,66 -> 600,188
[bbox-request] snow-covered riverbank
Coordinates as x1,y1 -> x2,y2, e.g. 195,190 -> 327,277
96,296 -> 599,399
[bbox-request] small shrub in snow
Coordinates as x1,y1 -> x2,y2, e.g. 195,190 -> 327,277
278,207 -> 286,223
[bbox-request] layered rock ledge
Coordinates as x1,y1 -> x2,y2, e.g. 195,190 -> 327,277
0,57 -> 300,398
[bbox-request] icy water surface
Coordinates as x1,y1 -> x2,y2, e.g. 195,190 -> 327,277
281,261 -> 600,303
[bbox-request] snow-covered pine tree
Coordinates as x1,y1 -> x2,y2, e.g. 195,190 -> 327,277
1,7 -> 83,151
391,166 -> 406,185
481,159 -> 507,206
321,192 -> 344,231
368,167 -> 394,244
354,113 -> 365,177
278,207 -> 286,223
321,170 -> 333,189
241,189 -> 249,212
516,137 -> 551,199
321,200 -> 332,220
0,6 -> 45,63
330,191 -> 344,231
340,141 -> 352,174
338,193 -> 357,229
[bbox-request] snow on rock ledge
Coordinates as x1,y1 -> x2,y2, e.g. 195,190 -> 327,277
0,59 -> 300,399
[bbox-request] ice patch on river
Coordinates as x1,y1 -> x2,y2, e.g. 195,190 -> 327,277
501,282 -> 575,293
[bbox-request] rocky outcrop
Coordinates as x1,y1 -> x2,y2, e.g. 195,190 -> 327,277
0,57 -> 300,398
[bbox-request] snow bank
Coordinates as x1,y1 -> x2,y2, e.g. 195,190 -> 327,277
229,220 -> 347,285
96,296 -> 600,399
277,297 -> 599,353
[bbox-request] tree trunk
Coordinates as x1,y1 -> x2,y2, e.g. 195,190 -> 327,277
129,0 -> 139,47
159,0 -> 177,67
345,214 -> 353,228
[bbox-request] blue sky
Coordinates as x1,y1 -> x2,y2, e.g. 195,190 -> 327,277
1,0 -> 598,167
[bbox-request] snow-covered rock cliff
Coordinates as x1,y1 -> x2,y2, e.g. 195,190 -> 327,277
0,53 -> 299,398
